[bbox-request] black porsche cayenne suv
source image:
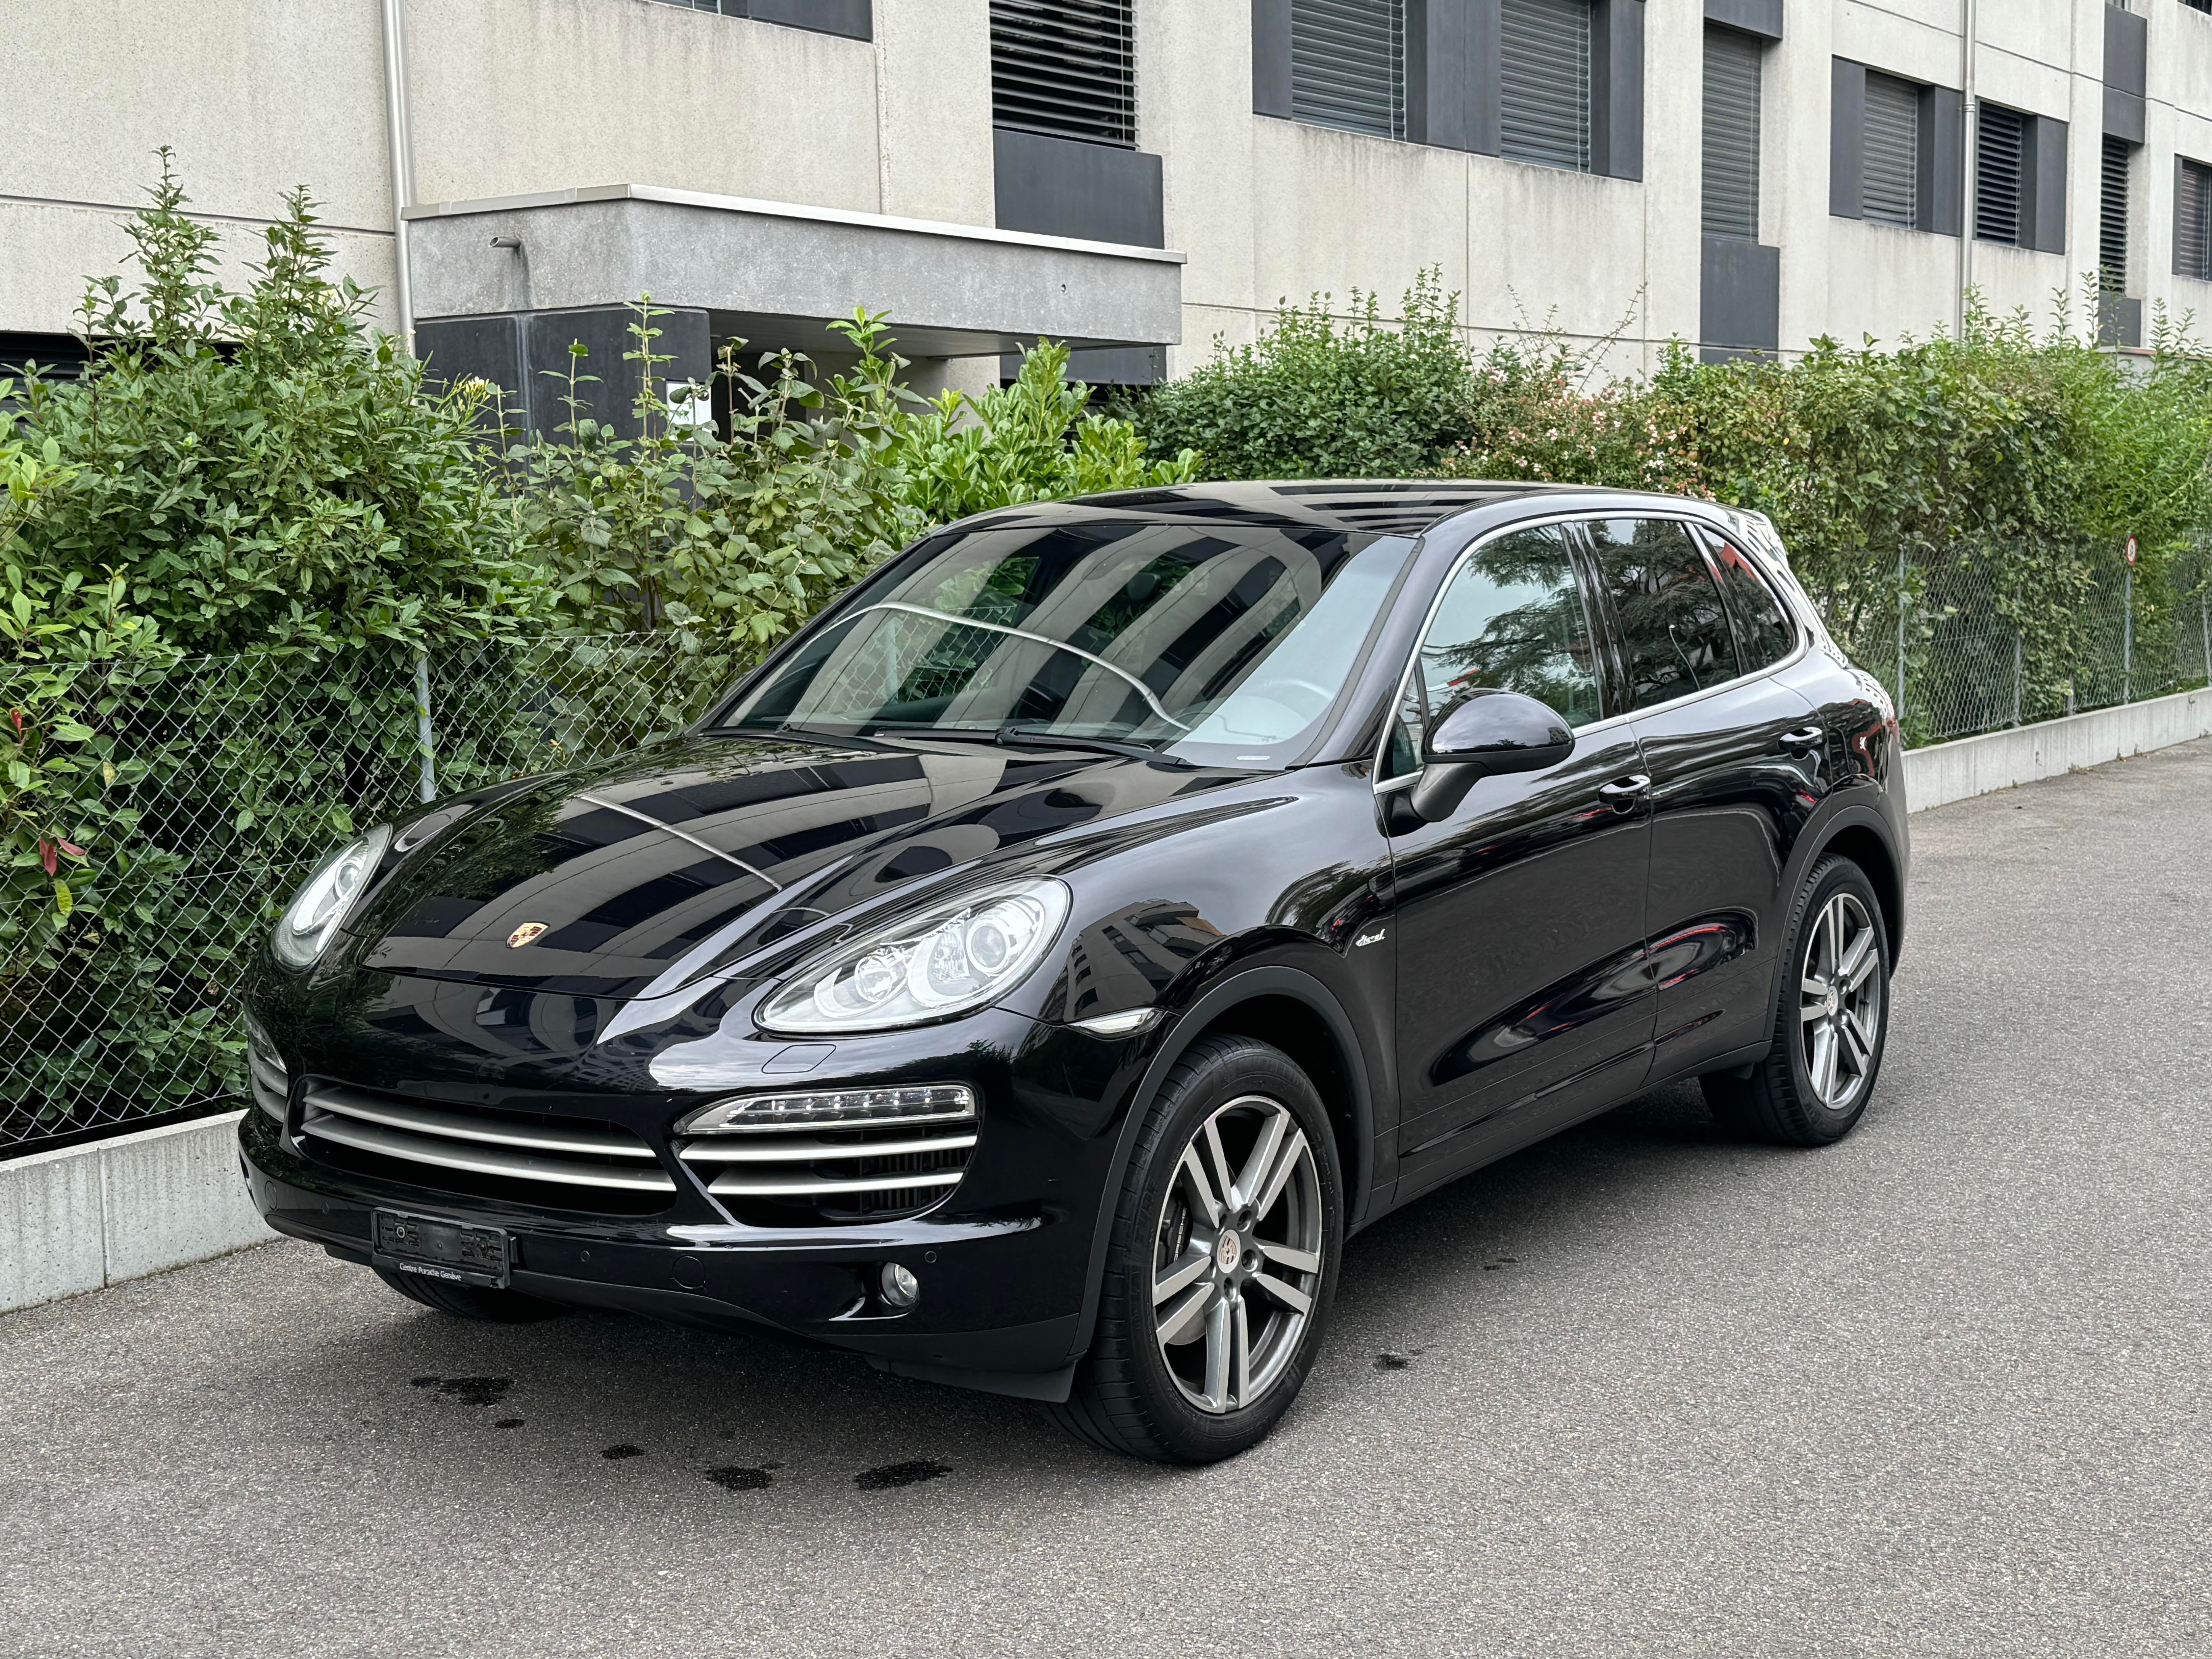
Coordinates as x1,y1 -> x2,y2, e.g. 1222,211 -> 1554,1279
239,482 -> 1906,1464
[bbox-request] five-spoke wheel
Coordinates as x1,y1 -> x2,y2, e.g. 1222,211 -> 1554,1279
1798,889 -> 1882,1111
1151,1095 -> 1324,1415
1704,854 -> 1891,1146
1050,1035 -> 1340,1464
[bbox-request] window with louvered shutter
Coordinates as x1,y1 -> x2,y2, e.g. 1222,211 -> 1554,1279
2100,136 -> 2131,292
1289,0 -> 1405,141
1702,26 -> 1762,241
1974,104 -> 2024,246
990,0 -> 1137,148
1500,0 -> 1593,172
2178,159 -> 2212,280
1862,72 -> 1920,228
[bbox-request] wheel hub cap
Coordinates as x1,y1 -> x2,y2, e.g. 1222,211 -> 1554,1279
1215,1229 -> 1242,1274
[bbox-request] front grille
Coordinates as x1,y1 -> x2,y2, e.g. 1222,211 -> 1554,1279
678,1116 -> 977,1226
299,1083 -> 674,1214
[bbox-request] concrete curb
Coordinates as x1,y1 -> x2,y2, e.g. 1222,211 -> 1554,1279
1903,685 -> 2212,813
0,1111 -> 276,1316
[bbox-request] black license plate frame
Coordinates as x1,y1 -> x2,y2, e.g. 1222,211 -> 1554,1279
372,1209 -> 512,1289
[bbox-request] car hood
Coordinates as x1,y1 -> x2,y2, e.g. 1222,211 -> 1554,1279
333,734 -> 1244,1002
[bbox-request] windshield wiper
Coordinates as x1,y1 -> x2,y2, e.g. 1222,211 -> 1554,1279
859,722 -> 1181,764
995,725 -> 1178,762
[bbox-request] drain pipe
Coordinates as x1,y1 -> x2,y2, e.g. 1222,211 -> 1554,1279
379,0 -> 418,354
1956,0 -> 1978,339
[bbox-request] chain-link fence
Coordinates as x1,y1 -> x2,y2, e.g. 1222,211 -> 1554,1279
2,633 -> 750,1155
8,545 -> 2212,1158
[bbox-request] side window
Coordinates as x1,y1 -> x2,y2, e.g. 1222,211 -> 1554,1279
1584,518 -> 1741,711
1381,526 -> 1601,782
1703,532 -> 1796,670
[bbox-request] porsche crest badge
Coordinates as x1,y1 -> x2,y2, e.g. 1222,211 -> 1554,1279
506,922 -> 549,949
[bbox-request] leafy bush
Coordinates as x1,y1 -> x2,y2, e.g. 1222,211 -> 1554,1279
891,340 -> 1198,522
1138,271 -> 1477,479
12,155 -> 532,656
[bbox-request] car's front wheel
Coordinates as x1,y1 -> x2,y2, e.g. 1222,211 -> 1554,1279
1704,854 -> 1891,1146
1050,1035 -> 1340,1464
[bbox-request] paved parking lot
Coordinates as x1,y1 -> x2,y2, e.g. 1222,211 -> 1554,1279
4,739 -> 2209,1658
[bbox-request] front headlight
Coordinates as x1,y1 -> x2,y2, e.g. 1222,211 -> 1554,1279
271,825 -> 392,970
757,877 -> 1071,1035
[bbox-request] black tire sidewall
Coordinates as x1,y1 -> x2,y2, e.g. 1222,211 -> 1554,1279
1113,1040 -> 1342,1463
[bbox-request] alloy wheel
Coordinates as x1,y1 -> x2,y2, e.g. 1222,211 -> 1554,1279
1799,891 -> 1882,1110
1150,1094 -> 1324,1415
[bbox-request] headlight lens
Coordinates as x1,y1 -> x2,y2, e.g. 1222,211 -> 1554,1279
271,826 -> 391,969
758,877 -> 1070,1034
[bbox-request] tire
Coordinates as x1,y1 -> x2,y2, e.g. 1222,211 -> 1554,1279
374,1267 -> 570,1323
1048,1035 -> 1341,1465
1703,854 -> 1891,1147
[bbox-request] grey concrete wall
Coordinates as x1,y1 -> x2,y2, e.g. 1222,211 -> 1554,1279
1901,685 -> 2212,814
1,1113 -> 275,1316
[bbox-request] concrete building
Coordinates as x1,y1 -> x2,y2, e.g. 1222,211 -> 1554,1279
8,1 -> 2212,429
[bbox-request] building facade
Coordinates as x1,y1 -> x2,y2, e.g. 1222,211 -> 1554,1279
9,1 -> 2212,431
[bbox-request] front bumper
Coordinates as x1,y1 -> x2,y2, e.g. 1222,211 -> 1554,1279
236,1006 -> 1157,1401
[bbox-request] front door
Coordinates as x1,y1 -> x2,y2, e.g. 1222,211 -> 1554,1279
1580,516 -> 1823,1080
1385,523 -> 1656,1200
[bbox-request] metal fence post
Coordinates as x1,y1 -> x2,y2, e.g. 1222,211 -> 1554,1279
414,650 -> 437,804
1896,548 -> 1909,719
2122,558 -> 2134,705
2012,631 -> 2023,727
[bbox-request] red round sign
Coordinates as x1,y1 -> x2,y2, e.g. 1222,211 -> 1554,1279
2126,535 -> 2139,567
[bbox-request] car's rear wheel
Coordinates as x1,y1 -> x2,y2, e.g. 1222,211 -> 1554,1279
1049,1035 -> 1340,1465
374,1267 -> 570,1323
1704,854 -> 1890,1146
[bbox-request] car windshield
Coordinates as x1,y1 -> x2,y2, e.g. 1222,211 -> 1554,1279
716,518 -> 1417,768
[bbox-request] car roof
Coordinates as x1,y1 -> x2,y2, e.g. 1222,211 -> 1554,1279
980,480 -> 1717,540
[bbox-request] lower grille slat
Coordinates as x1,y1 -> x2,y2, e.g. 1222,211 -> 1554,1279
304,1112 -> 676,1193
676,1089 -> 979,1224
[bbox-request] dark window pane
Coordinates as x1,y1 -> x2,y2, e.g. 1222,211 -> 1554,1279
1975,103 -> 2024,246
1702,26 -> 1763,241
1290,0 -> 1405,141
1863,72 -> 1920,228
1413,527 -> 1603,732
1500,0 -> 1593,172
1584,518 -> 1740,710
1704,533 -> 1795,671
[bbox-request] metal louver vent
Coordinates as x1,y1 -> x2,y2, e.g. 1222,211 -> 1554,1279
1863,72 -> 1920,229
1702,26 -> 1762,241
1975,104 -> 2024,246
2100,136 -> 2131,292
1500,0 -> 1593,173
2179,159 -> 2212,280
1289,0 -> 1405,141
990,0 -> 1137,148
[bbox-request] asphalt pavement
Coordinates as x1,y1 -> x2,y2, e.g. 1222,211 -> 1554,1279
4,739 -> 2209,1658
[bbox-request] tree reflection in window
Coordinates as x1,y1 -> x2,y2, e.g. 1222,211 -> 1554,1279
1415,526 -> 1603,730
1583,518 -> 1740,711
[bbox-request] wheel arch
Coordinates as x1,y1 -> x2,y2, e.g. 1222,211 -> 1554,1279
1065,965 -> 1377,1363
1809,815 -> 1905,965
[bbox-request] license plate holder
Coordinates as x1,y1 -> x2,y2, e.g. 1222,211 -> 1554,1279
372,1210 -> 512,1289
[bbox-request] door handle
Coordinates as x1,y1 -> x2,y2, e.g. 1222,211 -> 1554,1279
1598,774 -> 1651,811
1779,726 -> 1825,754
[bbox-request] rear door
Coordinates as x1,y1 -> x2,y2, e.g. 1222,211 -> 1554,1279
1580,515 -> 1822,1081
1385,522 -> 1656,1199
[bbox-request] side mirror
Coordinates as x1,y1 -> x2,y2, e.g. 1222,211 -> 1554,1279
1407,689 -> 1575,823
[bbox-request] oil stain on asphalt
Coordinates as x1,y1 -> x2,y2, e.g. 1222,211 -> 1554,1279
706,1467 -> 775,1492
601,1444 -> 646,1461
409,1376 -> 514,1408
854,1459 -> 951,1491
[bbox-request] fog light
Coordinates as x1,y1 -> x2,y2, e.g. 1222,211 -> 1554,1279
880,1262 -> 920,1309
